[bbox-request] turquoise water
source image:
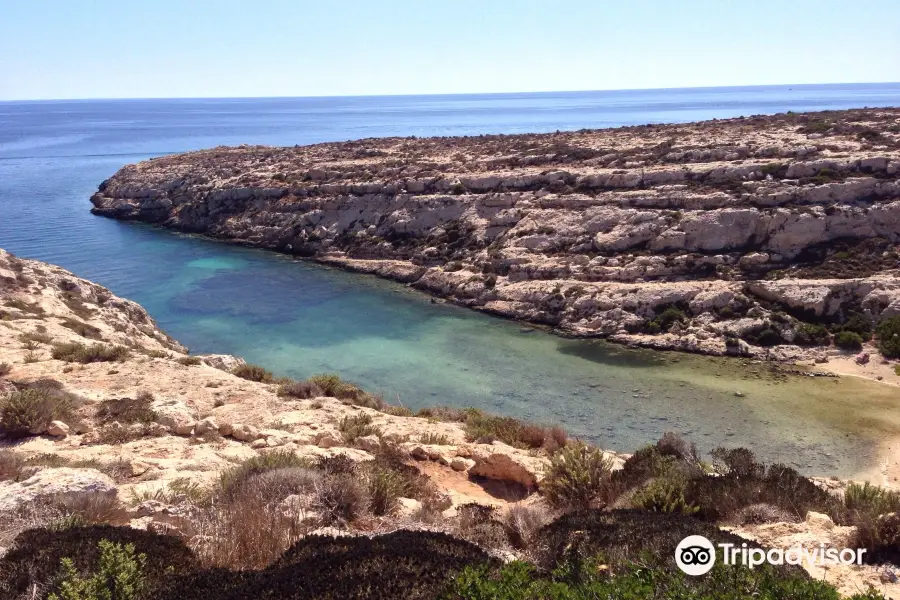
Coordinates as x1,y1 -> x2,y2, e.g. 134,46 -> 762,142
1,84 -> 900,475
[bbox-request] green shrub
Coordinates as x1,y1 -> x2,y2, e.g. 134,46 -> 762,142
447,557 -> 883,600
231,363 -> 273,383
420,432 -> 451,445
367,466 -> 406,516
834,331 -> 864,351
0,388 -> 75,438
51,342 -> 129,364
794,323 -> 830,346
176,356 -> 201,366
48,540 -> 147,600
845,481 -> 900,516
338,413 -> 382,444
876,316 -> 900,358
835,312 -> 873,341
541,443 -> 614,511
631,475 -> 699,515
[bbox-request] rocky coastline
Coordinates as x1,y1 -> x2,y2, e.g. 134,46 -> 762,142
89,109 -> 900,367
4,248 -> 900,597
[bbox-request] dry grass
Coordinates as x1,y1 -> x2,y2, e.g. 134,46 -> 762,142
183,486 -> 309,570
502,504 -> 552,549
276,379 -> 324,399
0,361 -> 10,377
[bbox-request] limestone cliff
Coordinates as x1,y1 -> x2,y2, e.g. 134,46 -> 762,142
90,108 -> 900,360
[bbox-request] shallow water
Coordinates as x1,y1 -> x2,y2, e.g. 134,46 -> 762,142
1,84 -> 900,476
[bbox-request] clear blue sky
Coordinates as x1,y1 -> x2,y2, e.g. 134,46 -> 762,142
2,0 -> 898,100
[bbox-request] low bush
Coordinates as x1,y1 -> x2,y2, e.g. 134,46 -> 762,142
176,356 -> 202,366
419,432 -> 451,445
834,311 -> 873,341
95,393 -> 156,424
794,323 -> 830,346
218,450 -> 313,500
876,316 -> 900,358
59,317 -> 102,340
0,388 -> 76,438
0,525 -> 198,599
367,465 -> 407,516
416,406 -> 468,422
19,330 -> 53,345
49,540 -> 147,600
541,443 -> 614,511
277,379 -> 324,399
502,504 -> 551,550
314,471 -> 370,524
338,413 -> 382,443
51,342 -> 129,363
630,474 -> 699,515
0,361 -> 9,376
834,330 -> 864,350
463,408 -> 566,451
447,554 -> 878,600
231,363 -> 274,383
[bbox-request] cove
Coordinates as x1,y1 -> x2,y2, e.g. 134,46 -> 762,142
3,88 -> 900,479
114,223 -> 900,479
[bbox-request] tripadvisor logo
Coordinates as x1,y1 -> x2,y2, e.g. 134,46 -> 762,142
675,535 -> 716,575
675,535 -> 867,576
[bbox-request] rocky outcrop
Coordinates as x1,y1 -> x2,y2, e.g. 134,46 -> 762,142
0,468 -> 117,513
89,109 -> 900,360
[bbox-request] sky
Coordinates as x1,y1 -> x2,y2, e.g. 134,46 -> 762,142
1,0 -> 898,101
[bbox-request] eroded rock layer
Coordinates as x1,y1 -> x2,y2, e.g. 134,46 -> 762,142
90,109 -> 900,359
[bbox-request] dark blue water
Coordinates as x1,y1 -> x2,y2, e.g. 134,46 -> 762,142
2,84 -> 899,475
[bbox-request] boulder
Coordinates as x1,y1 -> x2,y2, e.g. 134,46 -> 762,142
230,423 -> 260,442
151,399 -> 197,435
315,431 -> 341,449
195,417 -> 219,435
47,420 -> 70,437
466,443 -> 549,489
0,467 -> 117,513
197,354 -> 246,372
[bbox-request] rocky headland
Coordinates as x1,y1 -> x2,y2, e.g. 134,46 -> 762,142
90,108 -> 900,367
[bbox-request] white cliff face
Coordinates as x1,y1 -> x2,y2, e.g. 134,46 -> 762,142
90,109 -> 900,358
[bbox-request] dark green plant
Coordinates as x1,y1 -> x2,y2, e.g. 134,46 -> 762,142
834,331 -> 863,351
794,323 -> 830,347
876,316 -> 900,358
48,540 -> 148,600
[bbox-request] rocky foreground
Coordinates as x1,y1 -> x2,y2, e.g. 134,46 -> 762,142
3,250 -> 900,598
90,108 -> 900,363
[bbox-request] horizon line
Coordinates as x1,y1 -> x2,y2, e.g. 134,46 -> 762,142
2,80 -> 899,104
